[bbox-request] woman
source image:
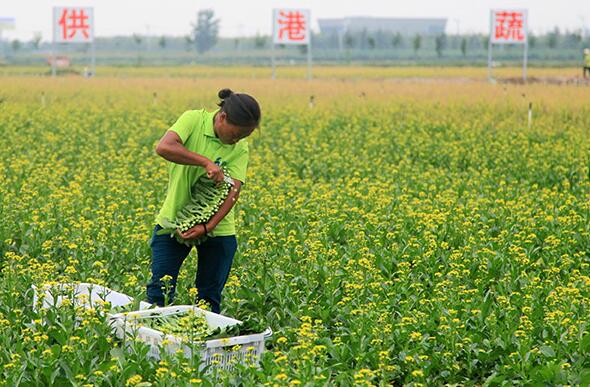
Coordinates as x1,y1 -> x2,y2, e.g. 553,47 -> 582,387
147,88 -> 261,314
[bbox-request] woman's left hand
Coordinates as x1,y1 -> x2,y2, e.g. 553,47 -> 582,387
177,224 -> 207,240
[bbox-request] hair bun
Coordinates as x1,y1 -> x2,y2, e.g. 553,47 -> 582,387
218,88 -> 234,99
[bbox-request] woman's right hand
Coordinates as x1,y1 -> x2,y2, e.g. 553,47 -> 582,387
204,161 -> 224,183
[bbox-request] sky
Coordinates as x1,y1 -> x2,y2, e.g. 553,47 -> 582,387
1,0 -> 589,41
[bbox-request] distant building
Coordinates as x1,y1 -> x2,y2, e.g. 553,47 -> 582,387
318,17 -> 447,37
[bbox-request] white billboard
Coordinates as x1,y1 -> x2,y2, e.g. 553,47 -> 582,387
273,9 -> 310,45
53,7 -> 94,43
490,9 -> 527,45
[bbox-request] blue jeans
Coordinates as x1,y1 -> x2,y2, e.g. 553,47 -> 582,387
146,224 -> 237,314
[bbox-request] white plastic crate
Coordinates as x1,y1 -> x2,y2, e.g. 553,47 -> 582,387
30,283 -> 272,370
31,282 -> 151,312
111,305 -> 273,371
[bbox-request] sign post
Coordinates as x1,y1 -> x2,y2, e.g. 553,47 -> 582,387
488,9 -> 528,82
52,7 -> 94,77
272,9 -> 312,80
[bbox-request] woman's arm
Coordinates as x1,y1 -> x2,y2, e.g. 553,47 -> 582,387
156,130 -> 210,167
206,179 -> 242,231
156,131 -> 223,181
178,179 -> 243,240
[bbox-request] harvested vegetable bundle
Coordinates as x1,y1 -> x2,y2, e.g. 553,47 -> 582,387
138,311 -> 264,342
145,310 -> 211,340
157,168 -> 233,246
205,317 -> 266,340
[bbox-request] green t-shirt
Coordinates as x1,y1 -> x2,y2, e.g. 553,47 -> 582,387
585,53 -> 590,67
156,109 -> 249,237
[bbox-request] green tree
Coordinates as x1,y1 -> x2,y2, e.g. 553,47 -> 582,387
132,33 -> 143,46
193,9 -> 219,54
413,34 -> 422,55
184,35 -> 194,52
435,34 -> 447,57
565,31 -> 582,47
367,36 -> 376,49
344,33 -> 354,49
11,39 -> 21,52
132,33 -> 143,65
158,36 -> 167,49
460,37 -> 467,57
254,33 -> 267,49
528,32 -> 536,48
547,27 -> 560,49
30,33 -> 42,50
392,32 -> 403,48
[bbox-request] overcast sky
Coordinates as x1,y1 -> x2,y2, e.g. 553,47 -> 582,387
1,0 -> 589,41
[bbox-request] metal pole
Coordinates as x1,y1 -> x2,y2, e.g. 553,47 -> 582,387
487,40 -> 493,82
307,38 -> 312,81
487,11 -> 493,82
522,10 -> 529,82
91,40 -> 96,76
51,7 -> 56,77
51,45 -> 57,77
523,41 -> 528,81
90,7 -> 95,76
271,43 -> 276,80
271,10 -> 276,80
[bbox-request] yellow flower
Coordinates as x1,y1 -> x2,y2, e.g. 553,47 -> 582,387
277,336 -> 288,344
156,367 -> 168,378
276,373 -> 288,381
410,331 -> 423,341
125,375 -> 143,386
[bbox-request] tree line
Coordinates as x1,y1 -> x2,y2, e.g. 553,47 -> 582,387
2,9 -> 589,65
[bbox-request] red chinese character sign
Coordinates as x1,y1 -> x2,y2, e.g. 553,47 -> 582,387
488,9 -> 528,81
273,9 -> 310,45
51,7 -> 95,77
53,7 -> 94,43
491,10 -> 527,44
271,9 -> 313,80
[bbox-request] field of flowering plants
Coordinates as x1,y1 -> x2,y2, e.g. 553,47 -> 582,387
1,69 -> 590,385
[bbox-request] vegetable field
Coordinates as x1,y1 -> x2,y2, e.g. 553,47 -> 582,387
1,70 -> 590,385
